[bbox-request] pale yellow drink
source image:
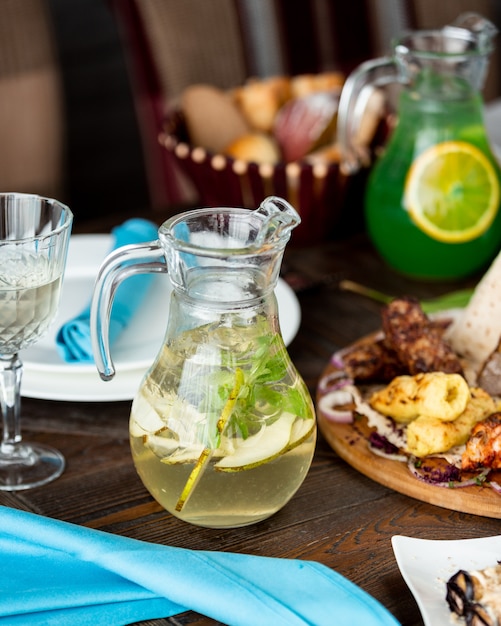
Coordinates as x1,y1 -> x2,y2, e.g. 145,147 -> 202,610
130,319 -> 316,528
0,253 -> 62,353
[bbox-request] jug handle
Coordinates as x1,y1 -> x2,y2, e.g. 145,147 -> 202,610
337,57 -> 403,174
90,241 -> 167,381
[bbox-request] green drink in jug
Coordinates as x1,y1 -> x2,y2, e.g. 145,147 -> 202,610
338,13 -> 501,279
366,81 -> 501,279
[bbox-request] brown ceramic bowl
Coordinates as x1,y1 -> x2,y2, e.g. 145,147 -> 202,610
159,108 -> 349,246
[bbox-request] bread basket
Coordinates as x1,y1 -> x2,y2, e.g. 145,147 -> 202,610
158,76 -> 354,246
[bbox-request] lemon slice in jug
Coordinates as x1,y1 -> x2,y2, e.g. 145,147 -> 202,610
404,140 -> 500,243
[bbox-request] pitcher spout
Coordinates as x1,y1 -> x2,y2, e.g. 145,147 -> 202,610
449,12 -> 498,52
254,196 -> 301,247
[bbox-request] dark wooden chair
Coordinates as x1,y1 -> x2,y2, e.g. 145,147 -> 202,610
0,0 -> 65,200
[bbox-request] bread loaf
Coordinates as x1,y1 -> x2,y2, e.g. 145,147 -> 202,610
225,133 -> 280,164
181,84 -> 250,154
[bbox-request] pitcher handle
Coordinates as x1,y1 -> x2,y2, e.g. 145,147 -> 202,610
337,56 -> 403,174
90,241 -> 167,381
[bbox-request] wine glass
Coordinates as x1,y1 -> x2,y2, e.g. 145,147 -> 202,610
0,193 -> 73,490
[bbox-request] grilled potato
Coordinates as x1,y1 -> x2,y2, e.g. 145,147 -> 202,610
369,372 -> 470,423
415,372 -> 470,421
369,375 -> 420,422
406,388 -> 496,457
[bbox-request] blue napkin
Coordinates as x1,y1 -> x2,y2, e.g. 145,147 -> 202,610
56,219 -> 159,363
0,506 -> 400,626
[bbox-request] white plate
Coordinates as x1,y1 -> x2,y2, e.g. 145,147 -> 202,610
391,534 -> 501,626
22,234 -> 301,402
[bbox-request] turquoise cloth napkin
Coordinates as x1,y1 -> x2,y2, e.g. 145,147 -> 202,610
56,218 -> 159,363
0,506 -> 400,626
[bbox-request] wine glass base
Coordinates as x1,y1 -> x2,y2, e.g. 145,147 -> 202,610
0,443 -> 65,491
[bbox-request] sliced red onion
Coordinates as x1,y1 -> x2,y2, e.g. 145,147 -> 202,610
317,388 -> 356,423
329,352 -> 346,370
318,370 -> 343,392
489,480 -> 501,495
369,447 -> 408,462
317,370 -> 353,394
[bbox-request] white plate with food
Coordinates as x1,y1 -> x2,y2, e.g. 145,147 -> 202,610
22,234 -> 301,402
392,534 -> 501,626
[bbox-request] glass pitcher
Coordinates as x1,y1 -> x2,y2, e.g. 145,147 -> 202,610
91,197 -> 316,528
338,12 -> 501,280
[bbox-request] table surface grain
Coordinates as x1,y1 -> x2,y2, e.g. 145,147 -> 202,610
3,216 -> 499,626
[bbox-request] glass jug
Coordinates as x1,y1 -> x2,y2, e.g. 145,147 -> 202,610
91,197 -> 316,528
338,12 -> 501,280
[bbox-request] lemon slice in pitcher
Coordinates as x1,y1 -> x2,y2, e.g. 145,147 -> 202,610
404,141 -> 500,243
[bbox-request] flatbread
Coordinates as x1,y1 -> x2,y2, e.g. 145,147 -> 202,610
445,248 -> 501,371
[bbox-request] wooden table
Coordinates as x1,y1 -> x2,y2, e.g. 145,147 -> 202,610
2,224 -> 499,626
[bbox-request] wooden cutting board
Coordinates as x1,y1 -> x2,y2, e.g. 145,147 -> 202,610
316,356 -> 501,520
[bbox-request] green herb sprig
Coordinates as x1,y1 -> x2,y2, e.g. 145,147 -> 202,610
339,280 -> 473,314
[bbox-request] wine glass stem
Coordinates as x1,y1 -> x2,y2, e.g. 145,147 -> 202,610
0,354 -> 22,455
